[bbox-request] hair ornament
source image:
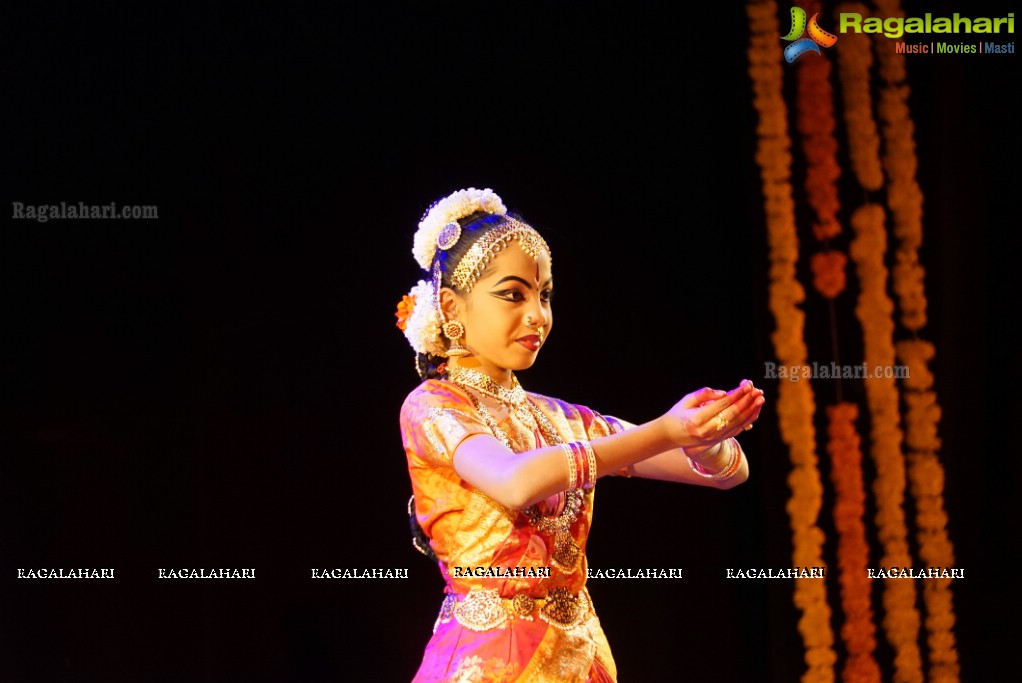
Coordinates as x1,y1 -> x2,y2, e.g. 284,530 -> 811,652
412,188 -> 507,270
436,222 -> 462,251
399,280 -> 446,357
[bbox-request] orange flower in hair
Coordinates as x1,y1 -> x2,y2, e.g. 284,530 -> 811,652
395,294 -> 416,331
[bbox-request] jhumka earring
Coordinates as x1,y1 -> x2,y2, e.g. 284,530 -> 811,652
442,320 -> 469,357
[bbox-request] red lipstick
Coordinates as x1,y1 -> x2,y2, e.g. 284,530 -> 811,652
516,335 -> 542,351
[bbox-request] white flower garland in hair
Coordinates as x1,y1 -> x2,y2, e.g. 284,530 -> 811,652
402,280 -> 445,356
412,187 -> 507,270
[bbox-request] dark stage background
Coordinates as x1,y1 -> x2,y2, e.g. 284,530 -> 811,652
2,1 -> 1018,681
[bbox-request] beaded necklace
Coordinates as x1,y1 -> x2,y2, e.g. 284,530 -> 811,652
446,366 -> 583,572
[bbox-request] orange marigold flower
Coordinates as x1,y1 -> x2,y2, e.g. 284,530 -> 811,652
810,250 -> 847,299
395,294 -> 416,331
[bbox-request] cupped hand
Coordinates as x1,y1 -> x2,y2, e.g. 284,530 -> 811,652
661,380 -> 765,450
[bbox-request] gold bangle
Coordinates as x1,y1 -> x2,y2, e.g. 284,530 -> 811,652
710,440 -> 743,480
688,442 -> 725,475
560,443 -> 578,490
580,440 -> 597,490
689,440 -> 740,480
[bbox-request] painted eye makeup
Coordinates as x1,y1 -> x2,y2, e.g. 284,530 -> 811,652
490,288 -> 527,303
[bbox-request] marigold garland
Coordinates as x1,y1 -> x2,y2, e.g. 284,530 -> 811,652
897,338 -> 956,657
795,2 -> 841,243
792,9 -> 886,677
810,251 -> 848,300
872,0 -> 925,332
872,3 -> 959,679
833,3 -> 884,191
754,2 -> 960,681
793,0 -> 847,305
748,2 -> 835,680
826,403 -> 881,683
848,203 -> 923,683
897,347 -> 959,683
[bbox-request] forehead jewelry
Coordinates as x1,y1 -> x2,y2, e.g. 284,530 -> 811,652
450,217 -> 551,293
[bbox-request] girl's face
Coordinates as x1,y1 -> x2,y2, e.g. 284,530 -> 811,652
449,240 -> 553,381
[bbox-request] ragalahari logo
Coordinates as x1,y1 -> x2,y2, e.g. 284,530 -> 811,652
782,6 -> 838,62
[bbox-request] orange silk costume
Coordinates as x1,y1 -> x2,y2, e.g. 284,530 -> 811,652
401,379 -> 622,683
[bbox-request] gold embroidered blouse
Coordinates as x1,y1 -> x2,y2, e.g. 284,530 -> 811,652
400,378 -> 622,682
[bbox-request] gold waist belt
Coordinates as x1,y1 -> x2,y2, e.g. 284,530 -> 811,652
434,586 -> 591,633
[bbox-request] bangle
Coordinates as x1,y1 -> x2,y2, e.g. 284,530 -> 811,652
689,439 -> 743,481
561,441 -> 598,491
688,442 -> 726,475
571,442 -> 586,490
580,440 -> 598,490
718,442 -> 743,480
561,443 -> 578,490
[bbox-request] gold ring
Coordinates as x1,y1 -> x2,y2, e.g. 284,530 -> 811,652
744,424 -> 753,431
716,414 -> 729,431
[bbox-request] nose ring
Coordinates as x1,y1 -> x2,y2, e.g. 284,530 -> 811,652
525,316 -> 539,329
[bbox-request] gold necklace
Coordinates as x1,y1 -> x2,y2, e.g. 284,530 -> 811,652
446,366 -> 584,573
447,366 -> 528,407
447,367 -> 566,445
